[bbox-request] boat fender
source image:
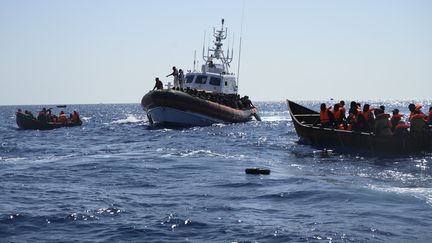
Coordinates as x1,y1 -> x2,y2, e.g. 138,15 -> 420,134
245,167 -> 270,175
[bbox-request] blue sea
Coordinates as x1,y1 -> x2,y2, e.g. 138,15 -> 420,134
1,101 -> 431,242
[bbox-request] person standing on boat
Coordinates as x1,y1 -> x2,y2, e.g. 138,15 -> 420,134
166,66 -> 179,88
153,77 -> 163,90
178,69 -> 184,89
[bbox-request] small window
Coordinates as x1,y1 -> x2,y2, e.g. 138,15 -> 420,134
209,77 -> 221,86
186,75 -> 194,83
195,75 -> 207,84
224,81 -> 228,86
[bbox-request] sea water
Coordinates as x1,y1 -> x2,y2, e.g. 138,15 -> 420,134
0,101 -> 431,242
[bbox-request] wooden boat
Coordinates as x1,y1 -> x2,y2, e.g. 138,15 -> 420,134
16,112 -> 82,130
287,100 -> 432,154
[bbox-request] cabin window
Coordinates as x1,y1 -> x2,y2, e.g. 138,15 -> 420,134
186,75 -> 194,83
209,77 -> 221,86
195,75 -> 207,84
224,81 -> 228,86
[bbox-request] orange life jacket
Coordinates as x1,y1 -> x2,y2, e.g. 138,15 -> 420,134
58,114 -> 68,122
320,110 -> 330,123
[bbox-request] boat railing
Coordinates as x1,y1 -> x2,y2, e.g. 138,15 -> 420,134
294,114 -> 319,117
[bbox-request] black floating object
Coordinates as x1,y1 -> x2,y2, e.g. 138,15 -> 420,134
56,105 -> 67,108
245,168 -> 270,175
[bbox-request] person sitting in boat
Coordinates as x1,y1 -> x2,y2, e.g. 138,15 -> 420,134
390,109 -> 404,132
408,103 -> 424,122
153,77 -> 163,90
374,109 -> 392,136
410,110 -> 427,136
347,101 -> 360,131
428,107 -> 432,126
339,100 -> 346,118
319,103 -> 334,128
71,111 -> 81,123
166,66 -> 179,87
37,108 -> 48,123
46,109 -> 57,123
24,110 -> 35,118
58,111 -> 68,123
393,120 -> 410,136
332,103 -> 344,128
360,104 -> 375,132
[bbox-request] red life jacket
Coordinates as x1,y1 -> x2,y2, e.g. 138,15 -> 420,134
333,110 -> 341,121
411,113 -> 427,120
349,112 -> 357,124
361,109 -> 375,120
395,123 -> 410,129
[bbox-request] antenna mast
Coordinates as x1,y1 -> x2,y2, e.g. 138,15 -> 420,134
237,0 -> 245,87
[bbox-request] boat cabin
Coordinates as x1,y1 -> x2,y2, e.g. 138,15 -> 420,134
184,70 -> 237,94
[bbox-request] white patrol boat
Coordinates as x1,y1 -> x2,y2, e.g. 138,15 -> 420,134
141,19 -> 261,126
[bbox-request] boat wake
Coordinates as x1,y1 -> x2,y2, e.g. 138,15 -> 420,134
369,184 -> 432,206
111,114 -> 145,124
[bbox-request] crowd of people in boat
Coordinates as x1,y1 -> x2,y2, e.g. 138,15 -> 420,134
152,66 -> 255,110
17,108 -> 81,124
318,100 -> 432,136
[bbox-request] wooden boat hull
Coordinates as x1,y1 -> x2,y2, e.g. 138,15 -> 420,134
16,112 -> 82,130
287,100 -> 432,154
141,89 -> 259,126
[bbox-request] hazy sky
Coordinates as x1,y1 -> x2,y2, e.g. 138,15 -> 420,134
1,0 -> 431,105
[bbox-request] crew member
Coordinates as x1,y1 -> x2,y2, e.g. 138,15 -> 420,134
166,66 -> 179,87
178,69 -> 185,89
153,77 -> 163,90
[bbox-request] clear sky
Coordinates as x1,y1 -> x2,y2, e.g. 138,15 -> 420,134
1,0 -> 431,105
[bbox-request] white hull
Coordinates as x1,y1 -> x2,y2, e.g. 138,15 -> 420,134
147,107 -> 226,126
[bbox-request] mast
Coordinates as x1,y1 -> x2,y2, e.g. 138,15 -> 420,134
203,19 -> 233,74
